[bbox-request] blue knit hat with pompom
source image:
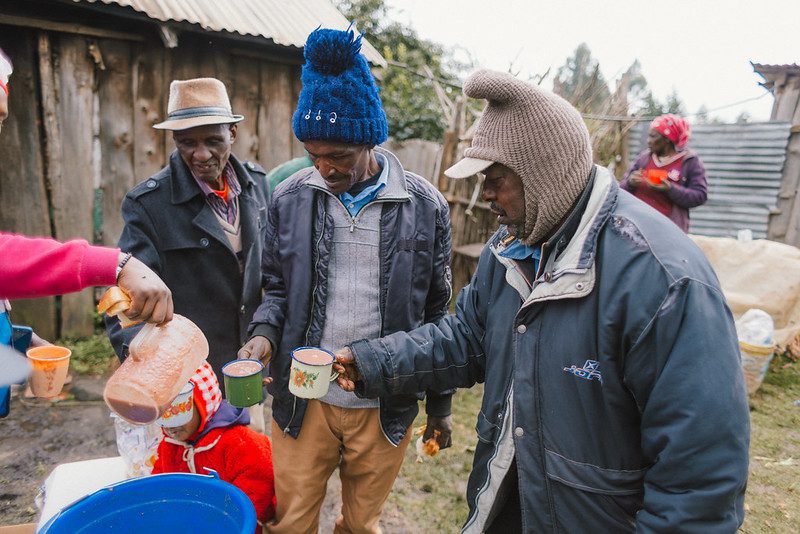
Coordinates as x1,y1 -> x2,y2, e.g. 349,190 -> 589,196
292,27 -> 388,146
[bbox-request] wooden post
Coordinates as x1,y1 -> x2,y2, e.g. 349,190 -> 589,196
258,62 -> 294,170
97,39 -> 135,246
768,75 -> 800,243
619,120 -> 629,179
612,72 -> 630,179
133,42 -> 167,184
437,95 -> 465,192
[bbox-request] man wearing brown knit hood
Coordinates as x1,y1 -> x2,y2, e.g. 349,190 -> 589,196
446,69 -> 593,246
335,69 -> 749,533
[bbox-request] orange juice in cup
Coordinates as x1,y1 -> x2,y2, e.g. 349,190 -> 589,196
645,169 -> 668,185
27,345 -> 71,398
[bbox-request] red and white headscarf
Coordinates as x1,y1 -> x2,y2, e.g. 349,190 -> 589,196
190,362 -> 222,435
651,114 -> 691,151
0,47 -> 12,96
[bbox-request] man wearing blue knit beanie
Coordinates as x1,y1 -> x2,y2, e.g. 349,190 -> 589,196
241,26 -> 455,533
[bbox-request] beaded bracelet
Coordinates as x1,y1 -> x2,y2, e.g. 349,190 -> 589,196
115,252 -> 133,281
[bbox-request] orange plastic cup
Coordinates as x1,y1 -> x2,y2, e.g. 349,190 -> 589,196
645,169 -> 668,185
27,345 -> 71,398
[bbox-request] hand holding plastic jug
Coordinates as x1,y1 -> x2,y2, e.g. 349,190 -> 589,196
99,288 -> 209,424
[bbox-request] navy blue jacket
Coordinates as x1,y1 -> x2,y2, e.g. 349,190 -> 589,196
248,147 -> 453,445
350,166 -> 749,532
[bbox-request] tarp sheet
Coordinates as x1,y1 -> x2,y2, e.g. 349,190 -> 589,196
691,235 -> 800,355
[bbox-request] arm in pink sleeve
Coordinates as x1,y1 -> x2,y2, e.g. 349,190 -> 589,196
0,232 -> 120,299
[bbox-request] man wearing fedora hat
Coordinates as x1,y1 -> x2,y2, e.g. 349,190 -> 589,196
107,78 -> 270,405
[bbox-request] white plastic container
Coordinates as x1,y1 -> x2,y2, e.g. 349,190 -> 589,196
735,309 -> 775,395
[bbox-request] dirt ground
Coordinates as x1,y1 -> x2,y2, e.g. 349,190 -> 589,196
0,375 -> 417,531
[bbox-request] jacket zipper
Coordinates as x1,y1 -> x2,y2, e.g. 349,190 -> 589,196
285,202 -> 327,436
298,189 -> 402,444
350,199 -> 397,446
463,384 -> 515,531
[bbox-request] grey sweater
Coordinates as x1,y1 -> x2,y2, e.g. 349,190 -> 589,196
318,195 -> 382,408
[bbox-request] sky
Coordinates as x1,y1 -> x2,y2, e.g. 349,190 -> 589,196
387,0 -> 799,122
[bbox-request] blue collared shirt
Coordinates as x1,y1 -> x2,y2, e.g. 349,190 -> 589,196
339,153 -> 388,217
499,238 -> 542,274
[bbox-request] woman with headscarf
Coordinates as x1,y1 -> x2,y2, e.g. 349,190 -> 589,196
620,114 -> 708,232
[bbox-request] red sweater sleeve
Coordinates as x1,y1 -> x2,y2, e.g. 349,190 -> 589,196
0,232 -> 119,299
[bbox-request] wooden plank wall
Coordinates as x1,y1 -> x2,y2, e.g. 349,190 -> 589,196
383,138 -> 441,182
0,26 -> 301,338
0,28 -> 57,340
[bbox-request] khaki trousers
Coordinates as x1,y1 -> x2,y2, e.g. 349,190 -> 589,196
265,400 -> 412,534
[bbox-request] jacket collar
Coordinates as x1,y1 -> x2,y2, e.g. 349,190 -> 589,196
490,165 -> 618,305
306,146 -> 411,202
166,150 -> 261,258
169,151 -> 255,205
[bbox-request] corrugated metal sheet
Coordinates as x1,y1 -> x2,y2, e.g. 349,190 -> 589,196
72,0 -> 386,66
627,121 -> 793,239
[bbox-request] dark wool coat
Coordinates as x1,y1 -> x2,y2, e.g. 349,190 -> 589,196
106,151 -> 270,385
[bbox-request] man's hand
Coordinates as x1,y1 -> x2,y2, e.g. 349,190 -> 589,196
333,347 -> 360,391
238,336 -> 273,385
117,255 -> 173,325
627,169 -> 643,188
424,415 -> 453,450
238,336 -> 272,364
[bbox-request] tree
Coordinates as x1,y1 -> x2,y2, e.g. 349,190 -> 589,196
637,89 -> 686,118
336,0 -> 471,141
735,111 -> 751,124
695,105 -> 711,124
553,43 -> 611,113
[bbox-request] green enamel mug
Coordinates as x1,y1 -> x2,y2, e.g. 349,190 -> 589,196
222,359 -> 264,407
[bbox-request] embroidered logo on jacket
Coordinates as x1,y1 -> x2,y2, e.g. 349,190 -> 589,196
563,359 -> 603,383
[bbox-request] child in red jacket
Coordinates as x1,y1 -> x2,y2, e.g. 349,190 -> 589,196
152,363 -> 275,530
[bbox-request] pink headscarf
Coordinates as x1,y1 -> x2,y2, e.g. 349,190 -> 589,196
651,114 -> 691,151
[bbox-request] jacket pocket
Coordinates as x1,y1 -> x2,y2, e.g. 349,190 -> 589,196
544,448 -> 645,495
159,233 -> 207,252
544,448 -> 644,532
475,410 -> 500,444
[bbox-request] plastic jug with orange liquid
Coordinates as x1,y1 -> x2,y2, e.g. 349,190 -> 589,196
99,287 -> 208,424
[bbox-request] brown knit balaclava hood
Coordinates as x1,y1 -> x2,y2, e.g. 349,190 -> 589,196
462,70 -> 593,245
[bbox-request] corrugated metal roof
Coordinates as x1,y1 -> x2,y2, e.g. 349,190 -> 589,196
628,121 -> 793,239
752,62 -> 800,86
752,63 -> 800,74
72,0 -> 386,66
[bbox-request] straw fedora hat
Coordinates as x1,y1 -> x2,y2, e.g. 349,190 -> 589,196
153,77 -> 244,131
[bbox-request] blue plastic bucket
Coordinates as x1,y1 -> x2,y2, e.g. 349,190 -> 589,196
38,470 -> 256,533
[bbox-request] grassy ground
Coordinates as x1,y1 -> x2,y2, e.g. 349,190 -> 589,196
66,336 -> 800,531
63,334 -> 116,375
741,353 -> 800,532
387,385 -> 483,532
